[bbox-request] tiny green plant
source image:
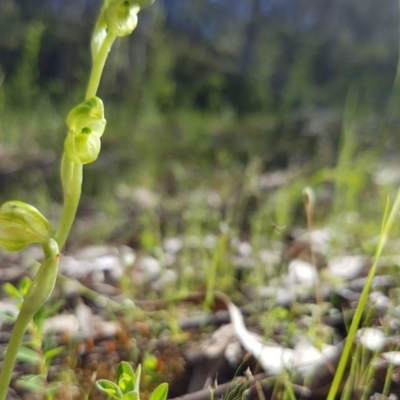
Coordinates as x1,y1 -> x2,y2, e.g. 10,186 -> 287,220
96,362 -> 168,400
0,1 -> 156,398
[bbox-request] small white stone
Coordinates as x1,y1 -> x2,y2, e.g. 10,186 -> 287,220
238,242 -> 252,258
43,314 -> 79,335
204,235 -> 216,249
327,255 -> 366,280
119,245 -> 136,267
369,291 -> 390,312
185,235 -> 202,248
382,351 -> 400,365
287,259 -> 318,285
163,237 -> 183,254
258,249 -> 281,266
358,328 -> 386,352
225,341 -> 243,366
297,229 -> 330,256
137,256 -> 160,278
207,192 -> 222,208
161,252 -> 176,267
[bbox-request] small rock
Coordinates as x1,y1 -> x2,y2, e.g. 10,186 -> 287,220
358,328 -> 386,352
382,351 -> 400,366
164,237 -> 183,254
287,259 -> 318,286
327,255 -> 367,280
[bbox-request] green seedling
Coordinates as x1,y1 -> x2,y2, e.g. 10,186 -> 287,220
96,362 -> 168,400
0,1 -> 157,398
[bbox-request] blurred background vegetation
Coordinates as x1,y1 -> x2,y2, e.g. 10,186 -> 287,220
0,0 -> 399,247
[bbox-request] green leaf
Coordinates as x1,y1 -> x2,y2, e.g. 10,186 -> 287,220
117,361 -> 135,380
46,381 -> 61,396
132,364 -> 141,393
149,383 -> 168,400
16,374 -> 46,391
44,346 -> 65,365
19,276 -> 32,297
16,346 -> 41,365
0,311 -> 17,323
33,306 -> 48,329
46,298 -> 65,316
3,282 -> 22,301
121,392 -> 140,400
96,379 -> 123,398
117,362 -> 135,392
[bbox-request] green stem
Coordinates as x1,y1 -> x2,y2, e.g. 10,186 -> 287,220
86,32 -> 116,100
0,242 -> 59,400
0,309 -> 32,400
55,32 -> 115,250
55,155 -> 83,250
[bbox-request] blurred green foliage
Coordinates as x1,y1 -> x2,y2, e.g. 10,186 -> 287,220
0,0 -> 399,241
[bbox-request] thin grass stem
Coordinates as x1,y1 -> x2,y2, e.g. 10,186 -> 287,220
327,188 -> 400,400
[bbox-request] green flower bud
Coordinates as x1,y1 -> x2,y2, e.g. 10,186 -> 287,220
65,97 -> 106,165
104,0 -> 139,37
66,97 -> 106,137
64,129 -> 101,164
0,201 -> 52,252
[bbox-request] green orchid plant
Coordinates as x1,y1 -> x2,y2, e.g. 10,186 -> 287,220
0,1 -> 157,398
